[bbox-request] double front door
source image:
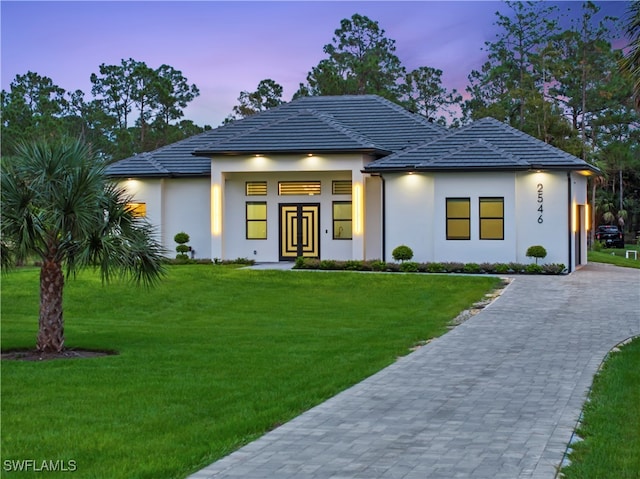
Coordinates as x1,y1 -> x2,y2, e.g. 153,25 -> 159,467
279,203 -> 320,260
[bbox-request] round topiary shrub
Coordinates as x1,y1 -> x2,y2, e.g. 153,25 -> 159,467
174,232 -> 190,244
174,232 -> 191,258
392,245 -> 414,262
526,245 -> 547,264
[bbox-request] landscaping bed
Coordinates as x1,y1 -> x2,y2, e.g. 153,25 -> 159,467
294,257 -> 567,274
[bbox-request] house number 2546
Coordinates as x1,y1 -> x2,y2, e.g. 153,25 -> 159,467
537,183 -> 543,223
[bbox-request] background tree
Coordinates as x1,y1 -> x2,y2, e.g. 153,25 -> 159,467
225,79 -> 283,122
296,14 -> 406,102
404,66 -> 462,126
463,1 -> 561,135
3,62 -> 206,161
620,2 -> 640,109
0,72 -> 67,154
1,137 -> 166,353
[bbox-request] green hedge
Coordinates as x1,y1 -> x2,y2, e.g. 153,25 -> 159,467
293,258 -> 567,275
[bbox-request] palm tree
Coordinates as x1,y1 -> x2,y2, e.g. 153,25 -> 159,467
620,2 -> 640,109
1,137 -> 165,353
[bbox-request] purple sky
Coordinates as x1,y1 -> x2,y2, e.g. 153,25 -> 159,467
1,1 -> 629,127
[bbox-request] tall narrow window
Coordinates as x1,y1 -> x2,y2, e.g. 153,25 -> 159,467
333,201 -> 352,239
479,197 -> 504,240
246,202 -> 267,239
446,198 -> 470,240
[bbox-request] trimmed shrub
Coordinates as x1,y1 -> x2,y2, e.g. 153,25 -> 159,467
542,263 -> 566,275
508,262 -> 526,273
526,245 -> 547,264
494,263 -> 510,274
385,262 -> 401,272
369,260 -> 387,271
344,260 -> 364,271
392,245 -> 414,262
174,231 -> 191,258
463,262 -> 482,274
319,259 -> 337,270
426,262 -> 445,273
479,262 -> 496,274
358,261 -> 373,272
525,263 -> 543,274
442,262 -> 464,273
400,261 -> 419,272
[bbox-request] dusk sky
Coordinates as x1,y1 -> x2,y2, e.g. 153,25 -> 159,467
1,1 -> 630,127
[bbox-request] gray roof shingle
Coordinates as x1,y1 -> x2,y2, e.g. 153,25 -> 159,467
194,109 -> 391,155
106,95 -> 444,177
106,98 -> 598,178
365,117 -> 600,173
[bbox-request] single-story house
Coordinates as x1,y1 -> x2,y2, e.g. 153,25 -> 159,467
107,95 -> 599,271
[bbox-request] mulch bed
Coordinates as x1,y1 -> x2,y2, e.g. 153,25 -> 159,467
1,348 -> 117,361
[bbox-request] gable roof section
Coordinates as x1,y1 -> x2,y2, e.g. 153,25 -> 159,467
106,95 -> 444,177
365,117 -> 600,174
194,109 -> 391,155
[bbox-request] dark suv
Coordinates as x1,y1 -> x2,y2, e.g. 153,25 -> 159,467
595,225 -> 625,248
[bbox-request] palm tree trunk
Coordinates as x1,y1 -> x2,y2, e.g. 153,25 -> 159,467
37,259 -> 65,352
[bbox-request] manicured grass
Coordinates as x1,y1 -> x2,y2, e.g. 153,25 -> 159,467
588,244 -> 640,269
1,266 -> 500,479
561,338 -> 640,479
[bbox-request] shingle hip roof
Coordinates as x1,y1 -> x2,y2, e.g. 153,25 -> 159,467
106,95 -> 443,177
364,117 -> 601,174
193,109 -> 391,155
105,97 -> 599,178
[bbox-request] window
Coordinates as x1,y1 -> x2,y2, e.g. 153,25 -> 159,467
246,181 -> 267,196
278,181 -> 321,196
332,180 -> 352,195
333,201 -> 352,239
479,197 -> 504,240
126,202 -> 147,218
246,202 -> 267,239
446,198 -> 470,240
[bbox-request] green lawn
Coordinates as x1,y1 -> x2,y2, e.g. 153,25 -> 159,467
1,265 -> 500,479
588,244 -> 640,269
561,338 -> 640,479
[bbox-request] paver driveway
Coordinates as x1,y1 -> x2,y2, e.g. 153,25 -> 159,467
189,263 -> 640,479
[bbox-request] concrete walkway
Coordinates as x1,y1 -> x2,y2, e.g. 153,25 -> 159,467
189,263 -> 640,479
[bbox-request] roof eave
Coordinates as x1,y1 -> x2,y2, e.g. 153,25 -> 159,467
107,171 -> 210,179
364,164 -> 602,174
193,148 -> 391,156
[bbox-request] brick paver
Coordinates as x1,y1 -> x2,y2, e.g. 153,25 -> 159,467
189,263 -> 640,479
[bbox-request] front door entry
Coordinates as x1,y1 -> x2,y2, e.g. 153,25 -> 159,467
279,203 -> 320,260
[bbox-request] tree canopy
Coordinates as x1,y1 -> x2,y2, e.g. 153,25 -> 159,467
2,59 -> 206,161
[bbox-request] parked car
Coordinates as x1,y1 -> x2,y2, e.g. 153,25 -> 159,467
595,225 -> 625,248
